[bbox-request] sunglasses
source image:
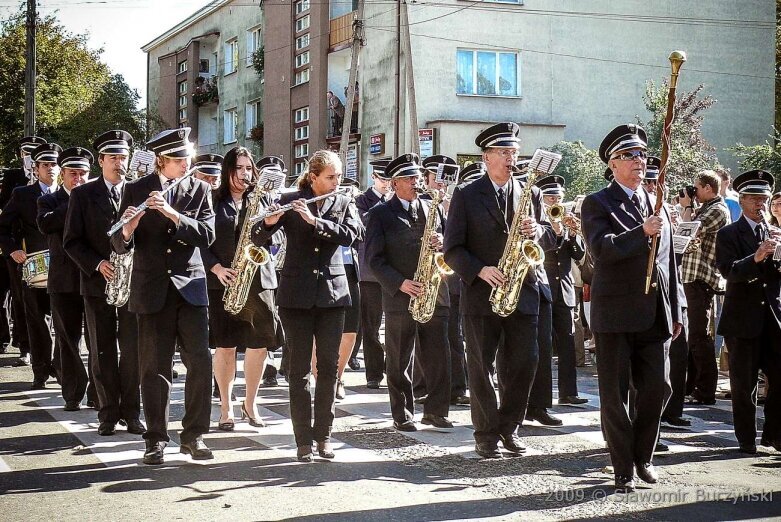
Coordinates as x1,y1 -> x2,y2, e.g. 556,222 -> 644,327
612,150 -> 648,161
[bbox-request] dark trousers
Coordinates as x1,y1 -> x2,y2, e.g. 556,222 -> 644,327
22,284 -> 52,383
529,299 -> 553,409
463,311 -> 539,443
385,310 -> 450,423
684,281 -> 717,401
279,306 -> 344,447
448,293 -> 467,398
359,281 -> 385,382
594,327 -> 670,477
0,262 -> 11,344
726,310 -> 781,447
84,295 -> 140,424
663,312 -> 689,419
552,300 -> 579,397
137,284 -> 211,444
51,292 -> 87,403
6,258 -> 28,354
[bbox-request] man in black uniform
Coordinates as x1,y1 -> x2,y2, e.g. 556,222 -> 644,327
444,123 -> 556,458
365,153 -> 453,431
715,169 -> 781,454
38,147 -> 91,410
64,131 -> 143,436
111,128 -> 215,465
355,159 -> 391,389
0,142 -> 60,389
581,124 -> 682,492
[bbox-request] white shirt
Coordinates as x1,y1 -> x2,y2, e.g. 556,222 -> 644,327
38,181 -> 52,194
371,187 -> 385,201
616,180 -> 647,213
104,178 -> 125,194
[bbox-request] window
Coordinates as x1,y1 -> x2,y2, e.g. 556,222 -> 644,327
199,59 -> 209,73
224,108 -> 238,144
224,38 -> 239,74
295,0 -> 310,14
456,49 -> 519,97
247,27 -> 261,67
294,106 -> 309,123
178,108 -> 187,121
295,51 -> 310,68
246,100 -> 261,137
294,68 -> 309,85
295,143 -> 309,158
178,60 -> 187,74
296,15 -> 310,33
294,125 -> 309,141
179,95 -> 187,108
296,34 -> 310,50
294,161 -> 307,175
178,81 -> 187,94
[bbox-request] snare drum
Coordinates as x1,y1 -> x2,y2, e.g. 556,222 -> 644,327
21,250 -> 49,288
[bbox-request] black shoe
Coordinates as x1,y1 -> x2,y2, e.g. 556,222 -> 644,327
413,395 -> 427,405
655,441 -> 669,452
86,399 -> 98,409
0,343 -> 6,354
317,440 -> 335,459
262,376 -> 278,387
335,379 -> 346,400
297,445 -> 314,463
661,415 -> 692,428
558,395 -> 589,406
348,357 -> 360,371
421,414 -> 454,430
125,419 -> 147,435
474,441 -> 502,459
614,475 -> 635,492
635,462 -> 658,484
685,394 -> 716,406
366,380 -> 381,390
526,408 -> 563,426
98,421 -> 116,436
63,401 -> 81,411
143,441 -> 167,465
451,395 -> 471,406
393,420 -> 417,432
759,436 -> 781,451
212,386 -> 220,399
498,433 -> 526,454
738,443 -> 757,455
30,380 -> 46,390
172,369 -> 179,379
16,354 -> 30,366
180,437 -> 214,460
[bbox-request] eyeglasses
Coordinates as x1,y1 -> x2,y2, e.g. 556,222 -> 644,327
491,149 -> 519,158
611,150 -> 648,161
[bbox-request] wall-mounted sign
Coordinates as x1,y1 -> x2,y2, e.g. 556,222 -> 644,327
419,128 -> 434,159
370,133 -> 384,155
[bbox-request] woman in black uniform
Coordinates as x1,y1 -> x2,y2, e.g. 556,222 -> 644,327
253,150 -> 360,462
203,147 -> 284,430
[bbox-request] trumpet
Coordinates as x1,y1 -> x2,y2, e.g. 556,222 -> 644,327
248,187 -> 352,225
546,203 -> 581,239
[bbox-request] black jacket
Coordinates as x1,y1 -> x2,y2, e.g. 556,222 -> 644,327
581,181 -> 681,334
37,187 -> 80,294
64,177 -> 123,297
365,195 -> 449,313
252,186 -> 360,309
201,189 -> 278,292
443,174 -> 556,316
110,174 -> 215,314
716,216 -> 781,338
355,187 -> 383,283
543,234 -> 586,307
0,182 -> 49,256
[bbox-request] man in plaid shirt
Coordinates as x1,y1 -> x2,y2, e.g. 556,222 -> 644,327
679,170 -> 730,406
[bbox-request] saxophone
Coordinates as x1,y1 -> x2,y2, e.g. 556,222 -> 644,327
489,166 -> 546,317
409,189 -> 454,323
106,251 -> 133,307
223,185 -> 271,315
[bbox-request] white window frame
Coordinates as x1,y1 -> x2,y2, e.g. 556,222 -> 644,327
245,100 -> 261,138
295,51 -> 310,68
294,68 -> 310,86
295,15 -> 310,33
295,34 -> 310,50
456,49 -> 520,97
178,108 -> 187,121
178,81 -> 187,94
246,27 -> 261,67
178,94 -> 187,108
294,106 -> 309,123
178,60 -> 187,74
224,38 -> 239,75
224,107 -> 238,144
294,125 -> 309,141
294,161 -> 307,175
295,0 -> 310,15
295,143 -> 309,159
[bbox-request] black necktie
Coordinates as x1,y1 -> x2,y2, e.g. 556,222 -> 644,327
380,194 -> 386,203
165,179 -> 175,206
110,185 -> 120,210
497,187 -> 507,213
631,193 -> 645,217
408,200 -> 418,222
755,224 -> 766,244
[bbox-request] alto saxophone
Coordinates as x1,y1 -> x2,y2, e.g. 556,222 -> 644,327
409,189 -> 453,323
223,185 -> 271,315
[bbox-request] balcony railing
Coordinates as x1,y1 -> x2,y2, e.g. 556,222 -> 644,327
193,76 -> 219,106
329,11 -> 354,51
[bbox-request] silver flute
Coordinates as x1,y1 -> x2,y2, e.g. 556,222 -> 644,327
248,187 -> 351,225
106,166 -> 198,237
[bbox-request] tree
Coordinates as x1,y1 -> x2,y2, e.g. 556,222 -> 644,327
549,141 -> 606,198
638,81 -> 721,191
731,132 -> 781,191
0,9 -> 143,164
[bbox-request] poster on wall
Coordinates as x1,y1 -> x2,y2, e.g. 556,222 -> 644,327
419,129 -> 434,159
346,142 -> 359,182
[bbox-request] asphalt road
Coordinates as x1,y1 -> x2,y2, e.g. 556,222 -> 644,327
0,349 -> 779,521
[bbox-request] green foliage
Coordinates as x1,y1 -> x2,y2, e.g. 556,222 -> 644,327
731,132 -> 781,190
251,46 -> 264,77
638,80 -> 720,190
549,141 -> 606,198
0,9 -> 143,164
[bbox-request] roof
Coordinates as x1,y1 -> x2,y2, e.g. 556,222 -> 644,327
141,0 -> 231,52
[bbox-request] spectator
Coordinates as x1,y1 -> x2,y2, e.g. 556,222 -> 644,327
716,169 -> 740,223
326,91 -> 345,137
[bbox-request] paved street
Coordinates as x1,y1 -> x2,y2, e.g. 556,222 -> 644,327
1,348 -> 779,521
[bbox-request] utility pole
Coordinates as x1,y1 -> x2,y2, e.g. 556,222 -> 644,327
393,0 -> 401,157
339,0 -> 365,169
401,1 -> 419,155
24,0 -> 37,136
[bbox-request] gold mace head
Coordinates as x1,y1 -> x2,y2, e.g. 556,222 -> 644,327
669,50 -> 687,74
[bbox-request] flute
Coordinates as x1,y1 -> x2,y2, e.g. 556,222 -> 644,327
106,166 -> 198,236
248,187 -> 351,225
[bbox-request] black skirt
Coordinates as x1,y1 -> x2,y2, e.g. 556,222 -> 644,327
208,280 -> 284,350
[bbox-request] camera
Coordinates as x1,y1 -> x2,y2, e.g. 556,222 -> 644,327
678,185 -> 696,199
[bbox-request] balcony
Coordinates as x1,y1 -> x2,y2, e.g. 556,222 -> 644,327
192,76 -> 218,106
329,11 -> 354,52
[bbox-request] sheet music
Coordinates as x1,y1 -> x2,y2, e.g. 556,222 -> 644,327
257,168 -> 285,193
673,221 -> 701,255
128,150 -> 156,177
529,149 -> 562,175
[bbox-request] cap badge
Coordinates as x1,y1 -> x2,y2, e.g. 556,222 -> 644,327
115,131 -> 121,139
76,147 -> 82,155
178,130 -> 185,139
209,155 -> 214,161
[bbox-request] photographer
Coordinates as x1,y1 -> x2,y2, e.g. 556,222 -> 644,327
678,170 -> 730,408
